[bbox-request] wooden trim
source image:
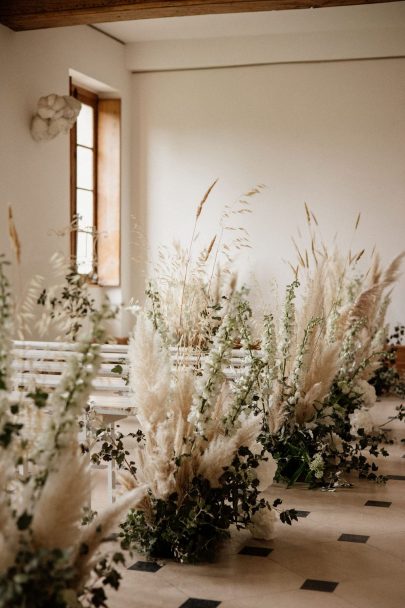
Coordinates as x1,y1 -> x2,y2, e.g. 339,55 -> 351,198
71,84 -> 99,107
93,95 -> 99,279
0,1 -> 398,31
69,77 -> 77,264
97,99 -> 121,287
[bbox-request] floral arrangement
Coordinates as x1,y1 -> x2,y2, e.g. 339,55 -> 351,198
95,297 -> 296,564
146,182 -> 262,349
14,251 -> 101,341
0,254 -> 145,608
255,271 -> 342,486
262,208 -> 405,488
93,194 -> 404,575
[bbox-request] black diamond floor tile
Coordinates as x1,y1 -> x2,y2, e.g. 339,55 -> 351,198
295,510 -> 311,518
364,500 -> 392,508
239,545 -> 273,557
338,533 -> 369,543
179,599 -> 221,608
301,579 -> 339,593
128,560 -> 161,572
387,475 -> 405,480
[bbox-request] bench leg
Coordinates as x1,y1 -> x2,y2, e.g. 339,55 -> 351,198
82,413 -> 92,510
107,421 -> 116,504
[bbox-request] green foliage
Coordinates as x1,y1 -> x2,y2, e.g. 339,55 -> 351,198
37,265 -> 117,341
0,547 -> 77,608
91,426 -> 143,476
110,361 -> 129,385
120,446 -> 273,563
267,385 -> 392,489
370,326 -> 405,398
145,283 -> 169,345
0,259 -> 126,608
27,388 -> 49,409
0,255 -> 12,392
279,509 -> 299,525
0,419 -> 24,449
0,546 -> 125,608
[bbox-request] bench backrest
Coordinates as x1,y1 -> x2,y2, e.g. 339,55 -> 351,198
11,340 -> 129,394
11,340 -> 259,398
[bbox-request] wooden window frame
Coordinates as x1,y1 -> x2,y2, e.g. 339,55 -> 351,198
70,80 -> 121,287
70,81 -> 99,281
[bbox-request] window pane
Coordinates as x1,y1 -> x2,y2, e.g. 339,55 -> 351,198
76,189 -> 94,274
77,146 -> 93,190
76,231 -> 93,275
76,189 -> 94,229
76,103 -> 94,148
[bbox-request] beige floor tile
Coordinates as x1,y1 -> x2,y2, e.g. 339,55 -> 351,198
335,576 -> 405,608
308,507 -> 405,535
108,572 -> 188,608
270,521 -> 339,544
367,530 -> 405,561
269,538 -> 404,582
156,558 -> 305,601
221,588 -> 358,608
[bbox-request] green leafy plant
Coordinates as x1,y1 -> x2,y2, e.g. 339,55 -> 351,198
0,257 -> 144,608
370,325 -> 405,397
120,448 -> 285,564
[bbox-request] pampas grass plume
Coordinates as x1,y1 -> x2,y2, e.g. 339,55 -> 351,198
196,179 -> 218,219
31,445 -> 90,550
129,314 -> 171,426
74,485 -> 147,585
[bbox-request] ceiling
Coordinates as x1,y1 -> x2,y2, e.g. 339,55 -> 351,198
94,1 -> 405,43
0,1 -> 401,32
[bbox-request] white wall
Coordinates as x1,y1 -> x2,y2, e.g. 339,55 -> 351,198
0,24 -> 133,337
123,2 -> 405,71
1,7 -> 404,336
131,57 -> 405,325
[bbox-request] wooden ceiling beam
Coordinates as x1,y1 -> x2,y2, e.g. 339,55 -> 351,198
0,1 -> 398,32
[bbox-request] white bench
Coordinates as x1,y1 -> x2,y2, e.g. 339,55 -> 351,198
11,340 -> 134,502
11,340 -> 255,501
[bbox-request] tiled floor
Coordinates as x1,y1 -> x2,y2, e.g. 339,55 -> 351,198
93,398 -> 404,608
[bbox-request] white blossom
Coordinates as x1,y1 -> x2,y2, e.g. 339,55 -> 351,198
354,379 -> 377,410
248,507 -> 277,540
254,452 -> 278,492
349,409 -> 374,436
309,453 -> 324,479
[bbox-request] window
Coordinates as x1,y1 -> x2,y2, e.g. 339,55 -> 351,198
70,82 -> 121,286
70,85 -> 98,278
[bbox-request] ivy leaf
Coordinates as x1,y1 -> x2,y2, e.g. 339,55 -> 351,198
10,403 -> 19,415
280,508 -> 298,526
111,364 -> 123,375
17,511 -> 33,530
27,388 -> 49,409
0,421 -> 23,447
90,586 -> 107,607
102,567 -> 121,590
